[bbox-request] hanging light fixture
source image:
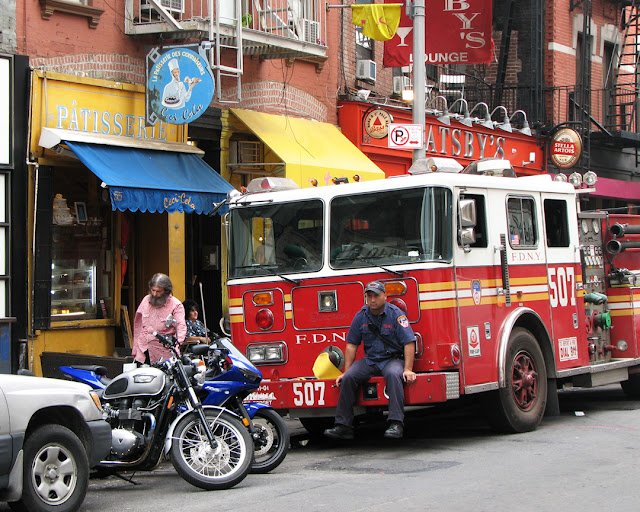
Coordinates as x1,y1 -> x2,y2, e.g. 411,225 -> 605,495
449,98 -> 473,127
469,102 -> 494,129
509,110 -> 532,136
491,106 -> 512,132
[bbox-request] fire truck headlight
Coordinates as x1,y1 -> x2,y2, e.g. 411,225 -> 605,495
247,342 -> 287,364
248,346 -> 265,362
553,173 -> 568,183
256,308 -> 275,330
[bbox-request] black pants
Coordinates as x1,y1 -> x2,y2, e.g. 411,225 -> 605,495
335,358 -> 405,427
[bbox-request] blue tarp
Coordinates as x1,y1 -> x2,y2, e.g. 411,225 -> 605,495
65,141 -> 234,214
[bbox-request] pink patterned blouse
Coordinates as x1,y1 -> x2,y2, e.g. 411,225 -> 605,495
132,294 -> 187,364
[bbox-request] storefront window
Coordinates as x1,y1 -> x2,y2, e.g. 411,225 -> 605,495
50,167 -> 114,321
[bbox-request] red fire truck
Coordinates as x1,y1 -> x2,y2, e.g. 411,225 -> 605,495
224,158 -> 640,434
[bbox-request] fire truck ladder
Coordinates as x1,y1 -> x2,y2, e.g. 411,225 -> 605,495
499,234 -> 511,307
211,0 -> 243,103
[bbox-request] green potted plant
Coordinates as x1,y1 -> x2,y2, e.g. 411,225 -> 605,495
242,13 -> 253,28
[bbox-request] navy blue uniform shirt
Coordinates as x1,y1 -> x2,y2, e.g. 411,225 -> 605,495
346,302 -> 416,370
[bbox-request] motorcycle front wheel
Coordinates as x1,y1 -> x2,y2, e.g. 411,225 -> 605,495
170,409 -> 253,490
250,408 -> 289,474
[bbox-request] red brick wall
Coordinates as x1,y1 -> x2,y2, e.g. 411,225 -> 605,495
16,0 -> 404,125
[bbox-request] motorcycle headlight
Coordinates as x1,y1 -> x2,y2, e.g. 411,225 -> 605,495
239,367 -> 262,383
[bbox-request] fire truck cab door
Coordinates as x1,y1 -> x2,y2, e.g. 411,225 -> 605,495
541,194 -> 589,368
453,188 -> 505,387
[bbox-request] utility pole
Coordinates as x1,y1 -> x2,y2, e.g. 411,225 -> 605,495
410,0 -> 426,162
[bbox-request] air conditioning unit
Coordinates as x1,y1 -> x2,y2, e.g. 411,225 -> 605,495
301,18 -> 320,44
142,0 -> 184,14
392,76 -> 411,95
356,59 -> 376,82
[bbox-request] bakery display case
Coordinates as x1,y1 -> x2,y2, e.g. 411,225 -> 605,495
51,221 -> 102,319
51,260 -> 96,318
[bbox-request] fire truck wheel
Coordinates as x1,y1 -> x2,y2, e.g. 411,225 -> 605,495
621,372 -> 640,398
487,328 -> 547,434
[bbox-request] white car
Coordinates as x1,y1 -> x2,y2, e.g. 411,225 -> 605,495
0,373 -> 111,512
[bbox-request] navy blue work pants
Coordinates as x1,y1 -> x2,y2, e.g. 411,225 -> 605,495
335,358 -> 405,427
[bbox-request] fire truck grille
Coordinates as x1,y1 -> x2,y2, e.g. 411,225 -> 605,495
445,372 -> 460,400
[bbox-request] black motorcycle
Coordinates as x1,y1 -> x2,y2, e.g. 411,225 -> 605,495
95,332 -> 254,490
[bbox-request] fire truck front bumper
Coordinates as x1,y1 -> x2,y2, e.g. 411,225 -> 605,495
250,372 -> 461,413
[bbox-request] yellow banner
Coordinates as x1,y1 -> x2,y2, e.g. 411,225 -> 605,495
30,70 -> 182,156
351,3 -> 402,41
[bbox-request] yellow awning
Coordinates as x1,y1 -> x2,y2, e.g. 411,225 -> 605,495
230,108 -> 385,187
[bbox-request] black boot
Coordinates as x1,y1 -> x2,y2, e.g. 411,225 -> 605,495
384,421 -> 403,439
323,424 -> 354,440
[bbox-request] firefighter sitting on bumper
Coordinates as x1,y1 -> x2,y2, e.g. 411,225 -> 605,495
324,281 -> 417,440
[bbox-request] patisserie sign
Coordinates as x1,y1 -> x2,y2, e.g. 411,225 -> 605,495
146,47 -> 215,125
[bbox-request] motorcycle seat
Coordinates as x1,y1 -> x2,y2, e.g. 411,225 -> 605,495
69,364 -> 109,377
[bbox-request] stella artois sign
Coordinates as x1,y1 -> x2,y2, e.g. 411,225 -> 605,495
550,128 -> 582,169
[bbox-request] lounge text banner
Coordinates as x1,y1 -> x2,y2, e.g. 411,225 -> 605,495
383,0 -> 493,67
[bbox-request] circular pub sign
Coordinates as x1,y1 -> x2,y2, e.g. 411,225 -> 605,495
550,128 -> 582,169
364,108 -> 393,139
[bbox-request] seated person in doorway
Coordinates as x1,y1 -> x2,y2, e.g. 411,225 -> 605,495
183,299 -> 211,344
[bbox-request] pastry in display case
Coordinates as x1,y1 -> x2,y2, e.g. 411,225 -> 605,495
51,260 -> 97,317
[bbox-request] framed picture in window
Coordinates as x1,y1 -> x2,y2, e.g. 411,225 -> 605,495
74,202 -> 87,223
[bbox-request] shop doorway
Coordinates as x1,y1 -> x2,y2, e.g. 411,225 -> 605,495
120,211 -> 169,338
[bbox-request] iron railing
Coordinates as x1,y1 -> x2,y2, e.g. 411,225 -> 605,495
125,0 -> 327,52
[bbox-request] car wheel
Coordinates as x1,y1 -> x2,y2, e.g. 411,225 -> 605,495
10,425 -> 89,512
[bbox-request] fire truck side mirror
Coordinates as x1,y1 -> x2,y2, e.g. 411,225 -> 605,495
459,199 -> 477,227
459,198 -> 477,250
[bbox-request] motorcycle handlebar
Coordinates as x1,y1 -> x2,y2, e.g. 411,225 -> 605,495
152,331 -> 178,349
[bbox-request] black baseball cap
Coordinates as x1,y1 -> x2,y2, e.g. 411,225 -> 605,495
365,281 -> 385,295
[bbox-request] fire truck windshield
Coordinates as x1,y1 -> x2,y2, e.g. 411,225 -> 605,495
329,187 -> 453,268
228,186 -> 453,279
229,200 -> 324,278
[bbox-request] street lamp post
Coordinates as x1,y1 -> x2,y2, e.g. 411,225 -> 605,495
411,0 -> 426,161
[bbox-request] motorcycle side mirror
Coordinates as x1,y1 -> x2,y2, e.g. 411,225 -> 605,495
165,314 -> 176,329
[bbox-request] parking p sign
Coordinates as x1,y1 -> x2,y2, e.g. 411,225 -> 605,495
388,123 -> 423,149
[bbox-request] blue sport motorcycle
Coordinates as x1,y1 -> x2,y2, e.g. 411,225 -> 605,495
60,335 -> 289,474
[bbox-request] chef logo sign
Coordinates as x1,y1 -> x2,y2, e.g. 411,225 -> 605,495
146,46 -> 214,125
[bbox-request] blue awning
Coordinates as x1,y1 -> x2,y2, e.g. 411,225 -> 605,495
65,141 -> 234,214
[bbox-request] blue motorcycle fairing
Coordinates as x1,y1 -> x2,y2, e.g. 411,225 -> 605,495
59,366 -> 104,389
243,401 -> 271,419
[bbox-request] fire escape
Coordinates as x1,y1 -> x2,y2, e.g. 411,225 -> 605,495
124,0 -> 328,101
570,0 -> 594,173
586,0 -> 640,168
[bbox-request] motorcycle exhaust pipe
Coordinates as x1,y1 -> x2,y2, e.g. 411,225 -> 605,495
610,223 -> 640,238
606,239 -> 640,255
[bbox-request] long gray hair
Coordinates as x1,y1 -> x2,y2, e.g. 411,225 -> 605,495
149,273 -> 173,294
